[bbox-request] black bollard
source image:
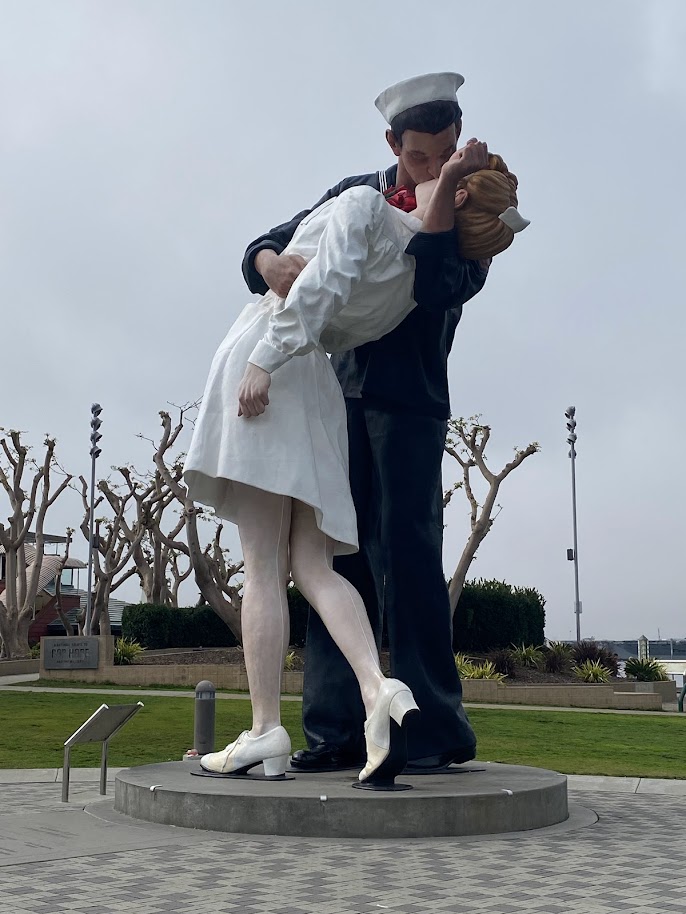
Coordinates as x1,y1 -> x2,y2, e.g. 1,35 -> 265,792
194,680 -> 216,756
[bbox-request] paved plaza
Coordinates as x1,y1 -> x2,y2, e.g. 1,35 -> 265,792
1,768 -> 685,914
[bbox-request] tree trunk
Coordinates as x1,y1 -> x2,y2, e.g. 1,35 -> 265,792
448,525 -> 489,611
54,578 -> 73,635
75,605 -> 86,636
91,579 -> 112,636
0,615 -> 31,660
448,482 -> 500,613
152,540 -> 163,604
3,551 -> 18,625
185,503 -> 242,642
133,544 -> 154,604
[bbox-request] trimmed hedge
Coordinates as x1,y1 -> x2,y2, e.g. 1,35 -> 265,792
453,579 -> 546,652
122,604 -> 240,649
122,587 -> 311,650
123,579 -> 545,654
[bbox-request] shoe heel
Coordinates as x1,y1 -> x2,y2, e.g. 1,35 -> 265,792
389,689 -> 419,726
262,754 -> 288,778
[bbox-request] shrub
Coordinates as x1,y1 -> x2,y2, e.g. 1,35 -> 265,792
454,652 -> 474,678
455,653 -> 506,682
488,649 -> 516,678
283,650 -> 303,672
572,659 -> 610,683
571,640 -> 619,676
511,644 -> 544,669
114,637 -> 145,666
542,641 -> 573,674
461,660 -> 506,682
596,648 -> 619,676
453,579 -> 545,652
122,603 -> 240,649
624,657 -> 669,682
30,643 -> 41,659
122,590 -> 313,650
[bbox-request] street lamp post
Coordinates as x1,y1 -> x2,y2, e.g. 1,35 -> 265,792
565,406 -> 582,642
84,403 -> 103,637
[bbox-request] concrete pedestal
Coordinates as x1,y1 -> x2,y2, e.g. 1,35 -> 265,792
115,760 -> 568,839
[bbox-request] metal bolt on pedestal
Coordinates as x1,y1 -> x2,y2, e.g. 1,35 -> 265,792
193,680 -> 216,756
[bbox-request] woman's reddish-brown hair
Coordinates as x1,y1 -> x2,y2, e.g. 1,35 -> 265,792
455,154 -> 519,259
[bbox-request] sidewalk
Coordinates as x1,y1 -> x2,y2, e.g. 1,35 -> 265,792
1,766 -> 685,914
4,766 -> 686,795
0,673 -> 40,685
1,678 -> 683,715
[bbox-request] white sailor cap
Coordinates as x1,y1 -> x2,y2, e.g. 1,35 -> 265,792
374,72 -> 465,125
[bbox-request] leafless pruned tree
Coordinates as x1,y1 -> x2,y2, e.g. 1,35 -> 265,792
78,475 -> 143,635
444,416 -> 539,612
52,527 -> 76,635
148,407 -> 243,641
0,431 -> 72,658
116,464 -> 193,607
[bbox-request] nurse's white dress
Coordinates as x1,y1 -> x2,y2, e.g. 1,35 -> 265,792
184,186 -> 422,555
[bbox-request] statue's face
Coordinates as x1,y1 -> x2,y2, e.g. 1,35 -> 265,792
387,120 -> 461,188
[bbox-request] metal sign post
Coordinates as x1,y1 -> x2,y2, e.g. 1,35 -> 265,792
62,702 -> 144,802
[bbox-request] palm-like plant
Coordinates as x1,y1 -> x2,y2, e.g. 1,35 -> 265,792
543,641 -> 573,674
461,660 -> 506,682
572,659 -> 610,683
572,640 -> 619,675
624,657 -> 669,682
113,637 -> 145,666
454,652 -> 474,678
511,644 -> 544,669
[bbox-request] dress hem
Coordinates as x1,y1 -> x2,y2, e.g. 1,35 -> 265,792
184,469 -> 359,557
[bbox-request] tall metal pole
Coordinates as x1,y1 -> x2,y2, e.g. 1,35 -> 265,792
569,441 -> 581,641
565,407 -> 581,641
85,404 -> 103,637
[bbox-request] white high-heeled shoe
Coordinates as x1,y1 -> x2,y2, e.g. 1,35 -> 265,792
359,678 -> 419,784
200,725 -> 291,777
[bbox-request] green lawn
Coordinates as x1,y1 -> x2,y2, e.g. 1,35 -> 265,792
4,691 -> 685,777
5,692 -> 303,769
471,707 -> 686,778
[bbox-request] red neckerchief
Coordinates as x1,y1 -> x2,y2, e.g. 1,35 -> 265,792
384,185 -> 417,213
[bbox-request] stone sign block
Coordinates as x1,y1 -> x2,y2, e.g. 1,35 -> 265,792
43,637 -> 100,670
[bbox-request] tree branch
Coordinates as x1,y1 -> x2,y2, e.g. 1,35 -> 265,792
444,417 -> 539,612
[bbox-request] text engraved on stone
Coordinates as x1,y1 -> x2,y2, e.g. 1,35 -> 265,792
43,637 -> 100,670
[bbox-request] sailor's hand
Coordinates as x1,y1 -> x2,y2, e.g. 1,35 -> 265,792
441,138 -> 489,184
255,250 -> 307,298
238,363 -> 272,417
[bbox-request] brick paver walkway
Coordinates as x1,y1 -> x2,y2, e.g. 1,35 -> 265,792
0,770 -> 685,914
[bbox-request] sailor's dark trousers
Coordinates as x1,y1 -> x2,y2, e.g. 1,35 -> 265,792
301,398 -> 476,760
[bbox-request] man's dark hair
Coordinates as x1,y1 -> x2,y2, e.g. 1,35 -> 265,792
389,100 -> 462,146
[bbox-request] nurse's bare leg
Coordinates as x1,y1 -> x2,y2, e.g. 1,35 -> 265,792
289,500 -> 419,783
235,483 -> 292,736
288,499 -> 385,715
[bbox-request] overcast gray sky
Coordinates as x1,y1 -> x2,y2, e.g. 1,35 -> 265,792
2,0 -> 685,641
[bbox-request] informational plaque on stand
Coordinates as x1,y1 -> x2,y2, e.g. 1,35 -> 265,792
62,702 -> 144,801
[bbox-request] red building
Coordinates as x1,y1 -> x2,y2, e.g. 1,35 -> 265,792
0,533 -> 86,644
